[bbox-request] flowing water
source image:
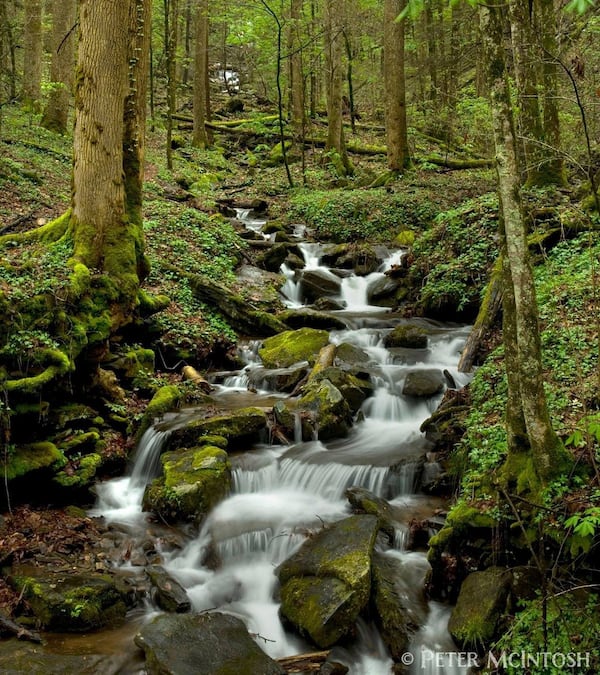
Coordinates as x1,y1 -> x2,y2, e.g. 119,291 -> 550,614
92,218 -> 471,673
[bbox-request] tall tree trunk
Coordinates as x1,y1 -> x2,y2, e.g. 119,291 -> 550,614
479,2 -> 567,487
0,0 -> 18,101
164,0 -> 179,170
41,0 -> 77,134
22,0 -> 43,110
289,0 -> 305,140
193,0 -> 211,148
72,0 -> 141,308
324,0 -> 351,174
534,0 -> 566,186
384,0 -> 410,172
508,0 -> 544,185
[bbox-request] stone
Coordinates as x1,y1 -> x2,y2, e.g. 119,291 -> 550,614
448,567 -> 512,650
311,367 -> 373,413
135,612 -> 285,675
297,379 -> 353,440
146,565 -> 191,613
402,370 -> 445,397
280,308 -> 347,331
345,487 -> 396,541
384,324 -> 428,349
142,446 -> 231,522
369,276 -> 403,304
277,515 -> 379,648
259,328 -> 330,369
301,269 -> 342,302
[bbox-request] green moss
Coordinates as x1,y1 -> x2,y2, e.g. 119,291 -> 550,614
5,442 -> 65,481
53,453 -> 102,488
259,328 -> 330,369
499,451 -> 542,496
394,229 -> 415,247
5,348 -> 71,394
176,408 -> 268,447
137,384 -> 183,438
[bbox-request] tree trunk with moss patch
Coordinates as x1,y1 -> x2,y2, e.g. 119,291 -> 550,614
384,0 -> 410,172
41,0 -> 77,134
479,2 -> 567,486
72,0 -> 145,316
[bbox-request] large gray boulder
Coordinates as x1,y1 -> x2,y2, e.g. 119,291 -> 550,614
135,612 -> 285,675
277,515 -> 379,648
402,369 -> 445,397
301,269 -> 342,302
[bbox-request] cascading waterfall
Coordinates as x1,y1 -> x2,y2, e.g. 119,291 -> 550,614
92,209 -> 470,673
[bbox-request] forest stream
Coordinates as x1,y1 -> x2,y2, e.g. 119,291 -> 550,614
78,210 -> 474,673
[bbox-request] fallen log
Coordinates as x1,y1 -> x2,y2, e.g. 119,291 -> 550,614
308,344 -> 337,381
0,611 -> 43,643
277,650 -> 330,672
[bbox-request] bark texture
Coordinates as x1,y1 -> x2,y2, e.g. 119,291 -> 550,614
193,0 -> 210,148
479,2 -> 567,486
384,0 -> 410,171
22,0 -> 43,108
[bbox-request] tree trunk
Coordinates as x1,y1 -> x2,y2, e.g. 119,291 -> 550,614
22,0 -> 43,110
41,0 -> 77,134
289,0 -> 305,140
193,0 -> 211,148
324,0 -> 351,174
533,0 -> 566,186
507,0 -> 544,186
164,0 -> 179,170
384,0 -> 410,172
72,0 -> 142,311
479,2 -> 567,487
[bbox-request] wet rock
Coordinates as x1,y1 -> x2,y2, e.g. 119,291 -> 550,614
297,379 -> 353,440
335,343 -> 372,367
448,567 -> 512,650
301,269 -> 342,302
369,275 -> 403,304
146,565 -> 191,613
280,308 -> 347,331
384,325 -> 428,349
135,612 -> 285,675
261,364 -> 308,393
259,328 -> 330,369
257,242 -> 293,272
402,370 -> 445,397
277,515 -> 379,648
311,367 -> 373,413
137,385 -> 184,439
168,407 -> 269,450
321,244 -> 381,276
8,565 -> 129,632
0,641 -> 109,674
142,446 -> 231,522
313,297 -> 345,311
371,552 -> 422,661
345,487 -> 396,541
284,252 -> 305,270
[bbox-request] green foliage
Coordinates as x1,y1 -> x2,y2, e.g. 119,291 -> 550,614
494,593 -> 600,674
410,193 -> 498,315
287,187 -> 438,243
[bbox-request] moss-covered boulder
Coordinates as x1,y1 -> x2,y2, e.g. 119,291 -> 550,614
371,552 -> 423,661
448,567 -> 512,650
259,328 -> 330,369
345,487 -> 396,541
8,566 -> 128,632
168,407 -> 268,450
137,385 -> 183,439
4,442 -> 65,482
277,515 -> 378,648
0,642 -> 108,674
142,445 -> 231,522
280,308 -> 347,331
310,367 -> 373,413
384,324 -> 428,349
135,612 -> 285,675
53,452 -> 102,493
402,369 -> 445,397
297,379 -> 353,440
108,347 -> 155,380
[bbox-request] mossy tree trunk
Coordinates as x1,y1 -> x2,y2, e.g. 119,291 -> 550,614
384,0 -> 410,172
72,0 -> 150,321
289,0 -> 305,141
41,0 -> 77,134
192,0 -> 211,149
22,0 -> 43,110
324,0 -> 352,175
479,2 -> 568,487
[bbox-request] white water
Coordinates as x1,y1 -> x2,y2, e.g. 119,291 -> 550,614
92,213 -> 470,673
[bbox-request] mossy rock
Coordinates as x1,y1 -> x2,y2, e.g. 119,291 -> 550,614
142,446 -> 231,522
346,487 -> 396,541
259,328 -> 330,369
280,309 -> 347,332
53,452 -> 102,490
169,407 -> 268,450
137,385 -> 183,439
109,347 -> 155,380
384,324 -> 428,349
310,367 -> 373,413
8,566 -> 128,632
448,567 -> 512,650
135,612 -> 285,675
0,642 -> 107,674
277,515 -> 379,648
335,342 -> 372,367
402,369 -> 445,397
5,442 -> 65,481
297,379 -> 353,440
